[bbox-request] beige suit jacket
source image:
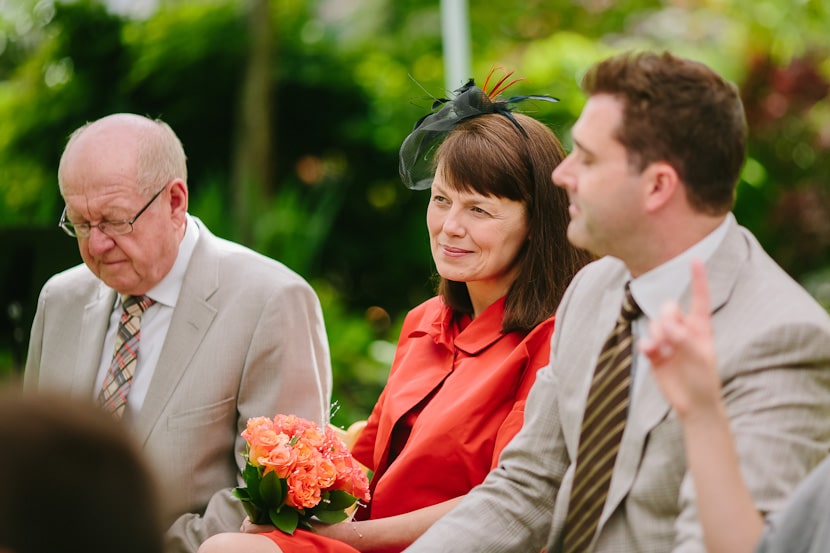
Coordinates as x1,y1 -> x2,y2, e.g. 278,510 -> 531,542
406,222 -> 830,553
24,219 -> 332,553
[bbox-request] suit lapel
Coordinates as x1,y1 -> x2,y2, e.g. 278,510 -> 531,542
699,223 -> 747,316
73,285 -> 117,397
132,223 -> 219,446
604,369 -> 671,520
564,272 -> 628,450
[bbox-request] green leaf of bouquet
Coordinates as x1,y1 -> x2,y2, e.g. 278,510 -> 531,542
297,517 -> 315,531
232,487 -> 251,501
270,506 -> 300,535
259,471 -> 286,507
320,489 -> 359,511
240,499 -> 267,525
313,508 -> 350,524
242,464 -> 263,504
242,463 -> 261,485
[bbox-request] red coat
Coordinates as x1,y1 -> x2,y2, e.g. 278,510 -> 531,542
262,296 -> 554,552
352,295 -> 554,520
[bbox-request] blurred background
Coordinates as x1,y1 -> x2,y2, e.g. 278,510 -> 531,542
1,0 -> 828,425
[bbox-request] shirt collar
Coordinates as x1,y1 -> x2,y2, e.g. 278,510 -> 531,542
143,213 -> 200,308
629,213 -> 733,319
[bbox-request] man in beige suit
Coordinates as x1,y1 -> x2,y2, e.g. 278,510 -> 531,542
24,114 -> 332,553
405,51 -> 830,553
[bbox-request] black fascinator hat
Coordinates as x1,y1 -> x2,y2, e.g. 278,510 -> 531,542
399,69 -> 559,190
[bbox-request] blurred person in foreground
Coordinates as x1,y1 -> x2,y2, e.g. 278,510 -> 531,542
198,76 -> 592,553
402,50 -> 830,553
642,258 -> 830,553
23,113 -> 332,553
0,386 -> 164,553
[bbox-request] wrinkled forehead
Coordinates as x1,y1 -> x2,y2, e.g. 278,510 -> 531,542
61,180 -> 145,223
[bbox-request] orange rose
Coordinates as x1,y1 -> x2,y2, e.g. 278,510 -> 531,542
286,468 -> 321,509
301,425 -> 326,448
259,440 -> 295,478
292,439 -> 319,470
315,457 -> 337,489
243,418 -> 283,466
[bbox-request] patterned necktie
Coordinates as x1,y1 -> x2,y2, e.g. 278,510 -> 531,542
98,295 -> 155,418
563,283 -> 641,553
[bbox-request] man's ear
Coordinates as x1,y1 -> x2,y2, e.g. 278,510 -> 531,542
643,161 -> 680,213
167,178 -> 188,224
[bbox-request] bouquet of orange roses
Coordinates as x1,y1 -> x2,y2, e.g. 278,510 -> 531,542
233,414 -> 371,535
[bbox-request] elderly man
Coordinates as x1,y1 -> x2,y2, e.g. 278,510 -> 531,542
25,113 -> 332,553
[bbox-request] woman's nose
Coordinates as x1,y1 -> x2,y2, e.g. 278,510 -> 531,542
441,208 -> 465,237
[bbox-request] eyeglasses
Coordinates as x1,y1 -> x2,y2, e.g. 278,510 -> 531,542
59,184 -> 168,238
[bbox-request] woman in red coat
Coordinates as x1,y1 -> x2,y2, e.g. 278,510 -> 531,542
199,79 -> 591,553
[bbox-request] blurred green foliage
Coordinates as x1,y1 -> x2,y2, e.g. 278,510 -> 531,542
1,0 -> 829,422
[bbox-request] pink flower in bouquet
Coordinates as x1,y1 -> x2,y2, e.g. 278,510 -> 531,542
334,464 -> 372,502
273,414 -> 325,447
323,425 -> 370,502
234,414 -> 371,535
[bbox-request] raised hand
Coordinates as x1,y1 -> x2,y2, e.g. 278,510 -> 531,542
639,258 -> 720,420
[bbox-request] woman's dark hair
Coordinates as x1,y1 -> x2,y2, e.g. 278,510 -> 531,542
435,112 -> 593,333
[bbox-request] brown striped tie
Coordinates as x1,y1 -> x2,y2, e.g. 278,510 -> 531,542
562,283 -> 641,553
98,295 -> 155,418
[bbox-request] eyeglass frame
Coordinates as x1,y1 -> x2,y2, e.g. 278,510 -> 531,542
58,183 -> 169,238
